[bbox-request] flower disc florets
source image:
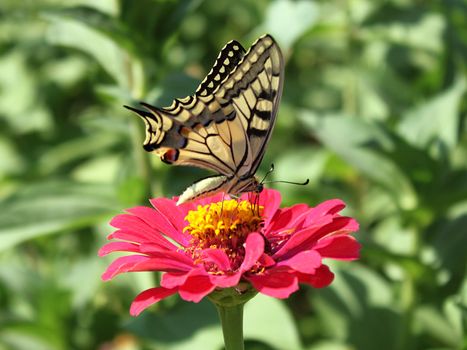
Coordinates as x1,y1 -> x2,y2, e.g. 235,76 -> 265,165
183,200 -> 263,271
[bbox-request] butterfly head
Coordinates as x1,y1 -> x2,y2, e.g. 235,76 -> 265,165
229,176 -> 263,196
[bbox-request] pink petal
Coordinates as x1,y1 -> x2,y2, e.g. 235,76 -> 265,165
107,229 -> 177,251
298,265 -> 334,288
293,199 -> 347,231
161,268 -> 206,289
274,215 -> 359,260
178,274 -> 216,302
127,206 -> 189,245
309,199 -> 346,218
107,229 -> 140,241
272,215 -> 333,259
110,215 -> 178,250
110,214 -> 155,237
202,249 -> 232,271
137,247 -> 194,265
258,189 -> 282,227
133,257 -> 194,272
265,204 -> 309,234
309,216 -> 359,242
207,233 -> 266,288
209,271 -> 243,288
258,253 -> 276,267
150,197 -> 187,233
314,235 -> 361,260
130,287 -> 178,316
240,233 -> 264,272
247,269 -> 299,298
277,250 -> 321,274
135,241 -> 176,253
102,254 -> 194,280
101,255 -> 149,280
98,241 -> 140,256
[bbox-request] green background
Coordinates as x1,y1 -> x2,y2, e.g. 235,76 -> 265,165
1,0 -> 466,349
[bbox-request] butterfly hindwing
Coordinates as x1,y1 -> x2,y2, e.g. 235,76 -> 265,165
126,106 -> 237,175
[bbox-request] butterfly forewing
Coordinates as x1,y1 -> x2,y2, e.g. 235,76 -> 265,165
196,40 -> 246,97
215,35 -> 284,177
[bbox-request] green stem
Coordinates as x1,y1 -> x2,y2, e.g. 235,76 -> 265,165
216,303 -> 245,350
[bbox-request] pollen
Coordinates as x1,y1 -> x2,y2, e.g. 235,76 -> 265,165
184,199 -> 263,243
183,199 -> 263,271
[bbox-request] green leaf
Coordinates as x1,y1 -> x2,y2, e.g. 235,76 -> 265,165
0,322 -> 61,350
432,214 -> 467,290
0,136 -> 25,177
274,148 -> 329,187
262,0 -> 319,50
127,299 -> 223,349
64,256 -> 106,309
415,305 -> 463,348
312,264 -> 403,350
116,176 -> 148,206
0,52 -> 53,134
300,112 -> 418,210
397,78 -> 466,156
306,341 -> 349,350
0,181 -> 119,251
244,295 -> 302,350
38,133 -> 123,175
44,9 -> 144,96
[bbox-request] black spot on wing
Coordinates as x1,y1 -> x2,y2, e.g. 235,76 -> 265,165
253,109 -> 270,120
248,128 -> 268,137
257,89 -> 276,100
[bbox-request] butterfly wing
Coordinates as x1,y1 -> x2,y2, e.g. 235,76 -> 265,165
215,34 -> 284,181
125,40 -> 248,176
126,35 -> 284,203
196,40 -> 246,97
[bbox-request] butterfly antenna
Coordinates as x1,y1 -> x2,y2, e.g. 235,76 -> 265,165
260,164 -> 275,184
262,179 -> 310,186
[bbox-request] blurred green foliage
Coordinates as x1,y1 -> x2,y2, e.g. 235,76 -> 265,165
1,0 -> 466,349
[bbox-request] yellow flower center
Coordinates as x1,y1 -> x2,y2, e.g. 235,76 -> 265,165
184,199 -> 263,241
183,199 -> 263,271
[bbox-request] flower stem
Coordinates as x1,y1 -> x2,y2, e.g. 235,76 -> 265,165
215,303 -> 245,350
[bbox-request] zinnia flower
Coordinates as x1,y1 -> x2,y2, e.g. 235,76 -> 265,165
99,189 -> 360,316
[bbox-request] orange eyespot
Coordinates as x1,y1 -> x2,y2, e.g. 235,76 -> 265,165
161,148 -> 179,164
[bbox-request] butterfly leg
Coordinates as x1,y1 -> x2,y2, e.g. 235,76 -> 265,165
228,194 -> 242,221
220,192 -> 226,217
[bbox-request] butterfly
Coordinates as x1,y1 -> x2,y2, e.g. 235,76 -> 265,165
125,34 -> 284,205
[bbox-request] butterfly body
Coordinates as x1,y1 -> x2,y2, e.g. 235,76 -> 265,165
126,34 -> 284,205
177,174 -> 260,205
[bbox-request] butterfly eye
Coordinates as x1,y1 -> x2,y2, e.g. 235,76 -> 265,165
255,183 -> 264,193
